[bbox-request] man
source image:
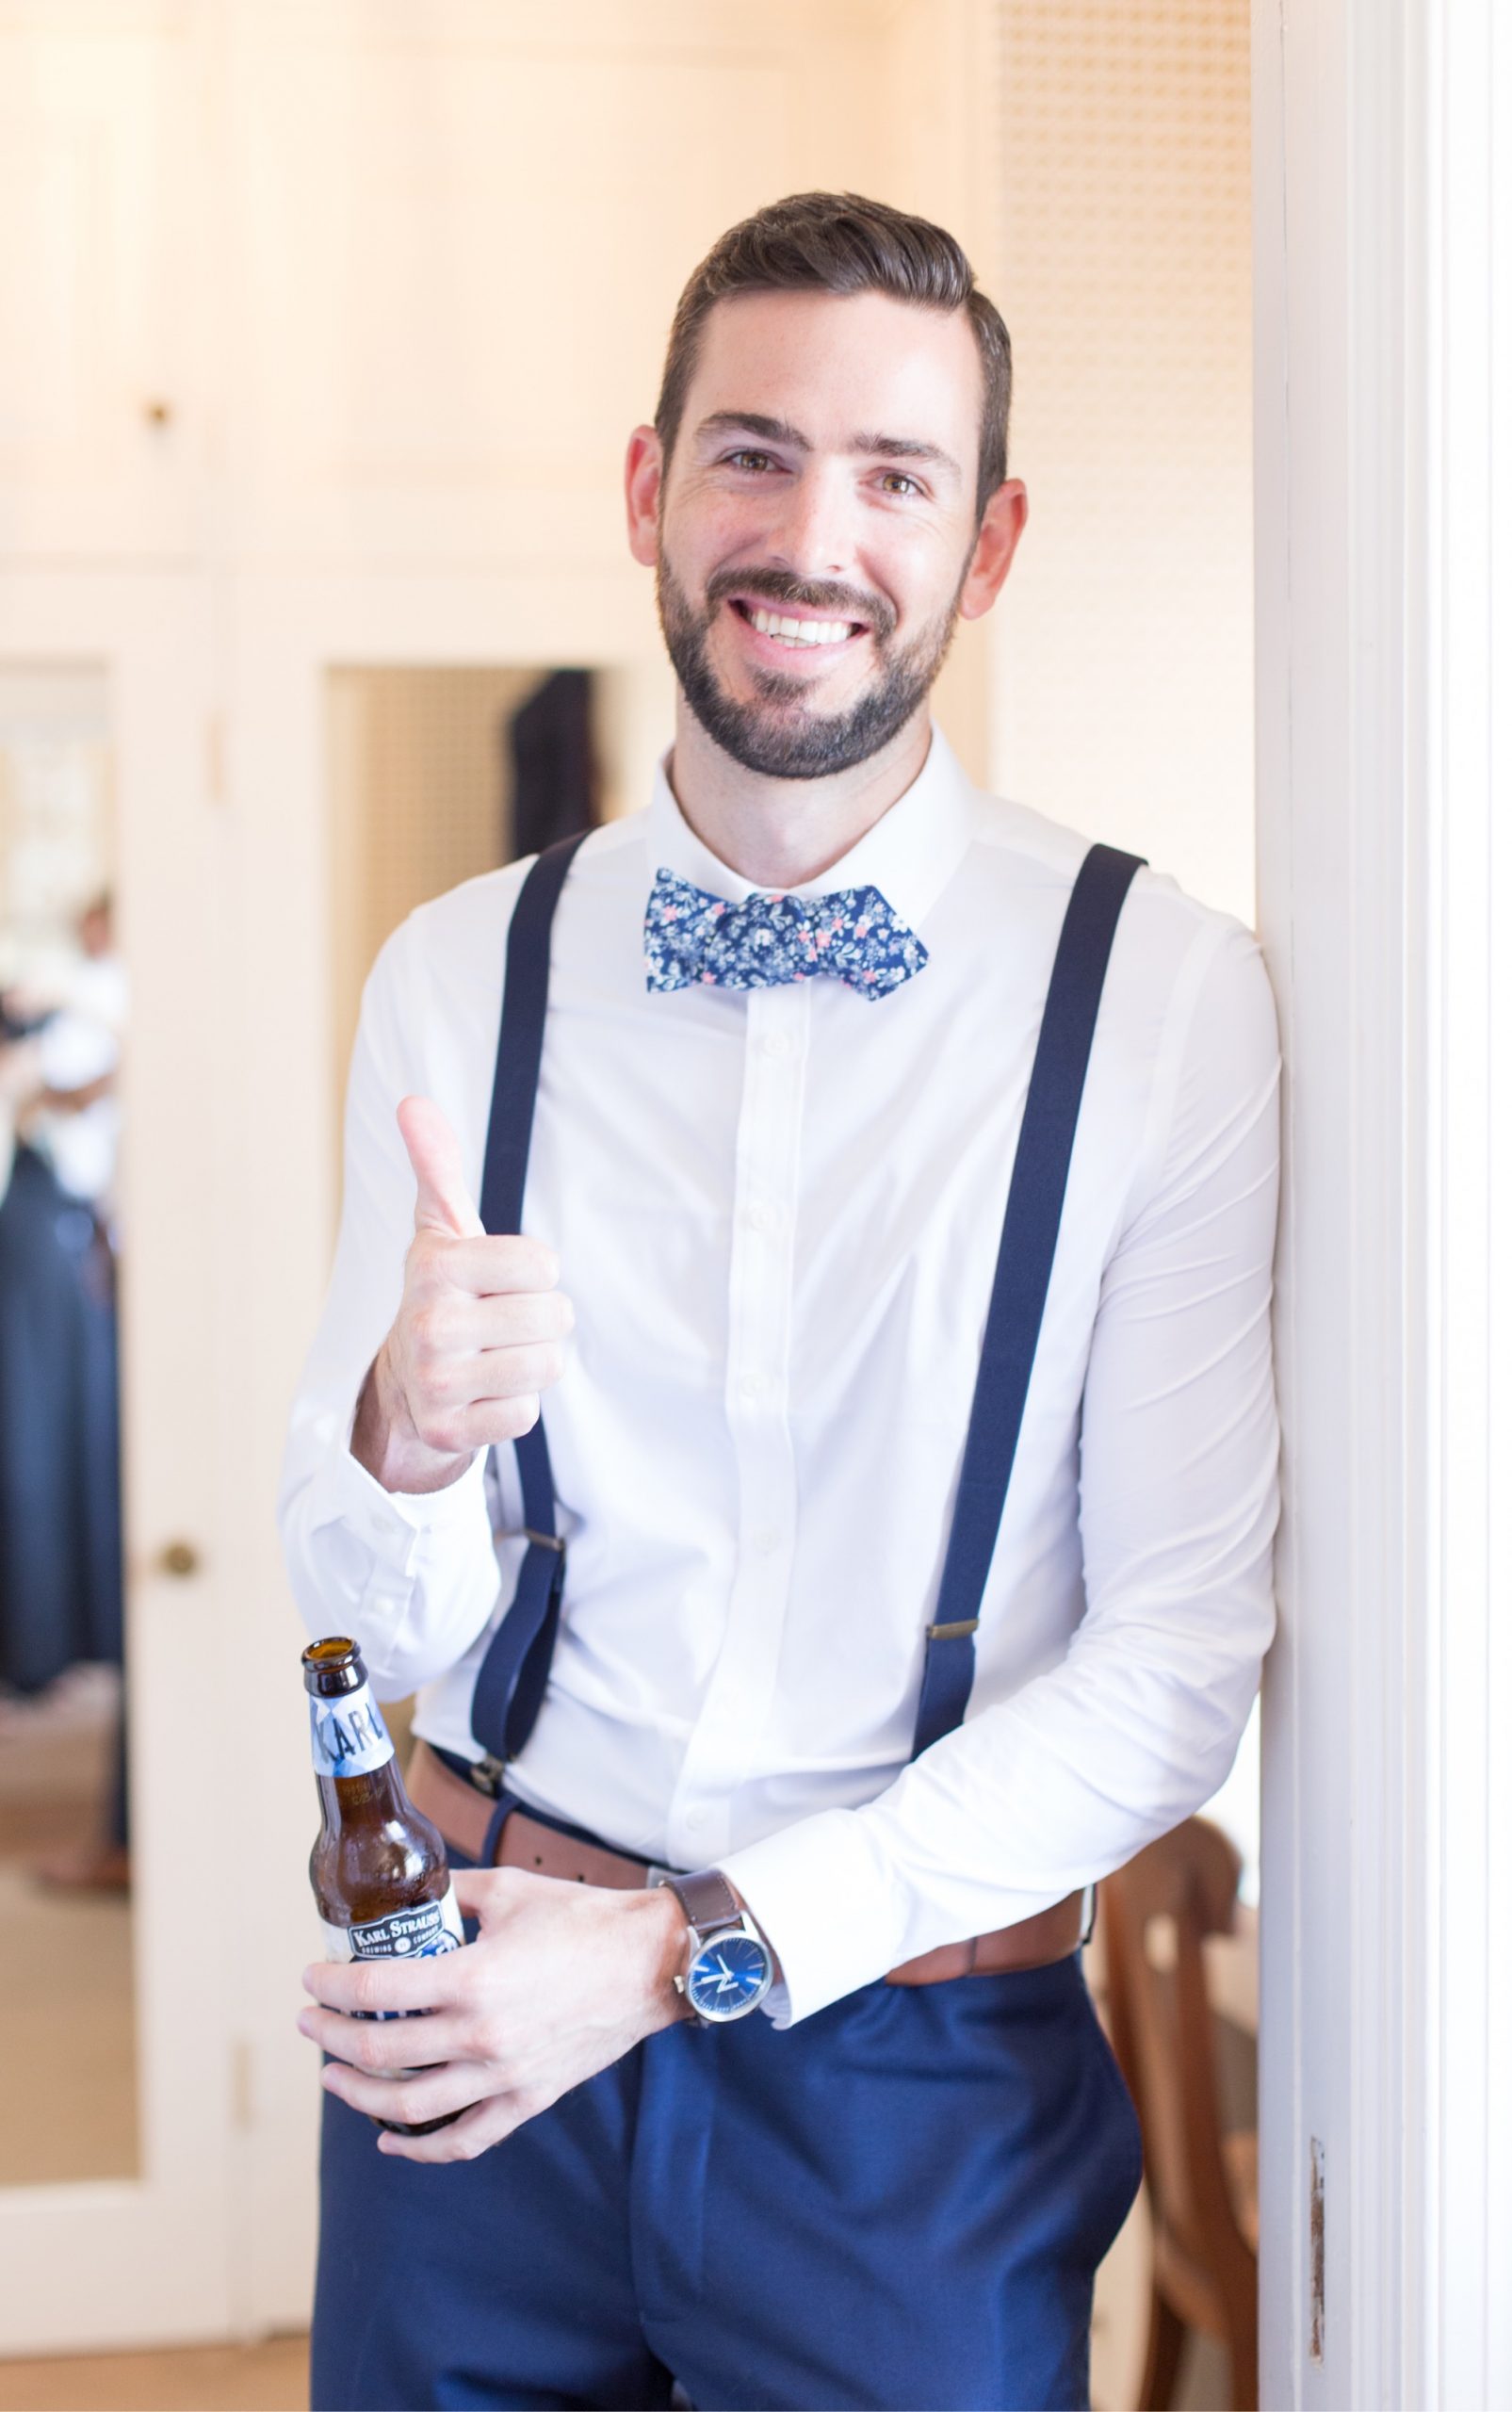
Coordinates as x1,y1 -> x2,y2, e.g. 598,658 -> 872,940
281,191 -> 1278,2411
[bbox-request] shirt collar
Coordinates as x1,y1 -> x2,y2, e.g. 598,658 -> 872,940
645,723 -> 978,935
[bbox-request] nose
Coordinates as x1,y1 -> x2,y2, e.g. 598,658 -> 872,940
759,459 -> 856,584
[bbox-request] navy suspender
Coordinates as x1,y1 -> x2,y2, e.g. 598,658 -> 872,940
468,832 -> 590,1772
467,835 -> 1144,1780
910,840 -> 1144,1755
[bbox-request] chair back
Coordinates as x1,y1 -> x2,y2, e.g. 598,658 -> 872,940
1101,1817 -> 1250,2280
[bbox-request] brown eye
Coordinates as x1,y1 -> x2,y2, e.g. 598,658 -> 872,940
728,450 -> 773,473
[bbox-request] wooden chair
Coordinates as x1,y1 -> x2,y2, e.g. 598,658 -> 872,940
1099,1817 -> 1259,2410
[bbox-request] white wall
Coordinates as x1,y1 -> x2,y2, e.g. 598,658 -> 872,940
993,0 -> 1255,923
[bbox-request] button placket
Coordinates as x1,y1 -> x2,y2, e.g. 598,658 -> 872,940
667,981 -> 809,1860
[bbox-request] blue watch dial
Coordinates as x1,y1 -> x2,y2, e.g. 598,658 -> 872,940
687,1930 -> 772,2021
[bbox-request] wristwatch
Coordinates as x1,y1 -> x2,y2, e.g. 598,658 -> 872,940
660,1869 -> 774,2025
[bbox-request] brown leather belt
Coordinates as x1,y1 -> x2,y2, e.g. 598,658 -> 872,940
409,1741 -> 1086,1986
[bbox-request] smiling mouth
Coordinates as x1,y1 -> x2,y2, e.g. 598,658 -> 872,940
729,599 -> 868,650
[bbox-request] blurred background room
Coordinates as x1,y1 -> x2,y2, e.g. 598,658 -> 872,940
0,5 -> 1259,2406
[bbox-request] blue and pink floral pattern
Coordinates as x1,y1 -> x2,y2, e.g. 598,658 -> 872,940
643,869 -> 928,1003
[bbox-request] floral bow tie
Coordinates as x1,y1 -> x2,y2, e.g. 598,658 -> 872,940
643,869 -> 928,1003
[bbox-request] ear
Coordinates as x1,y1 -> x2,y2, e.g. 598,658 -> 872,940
957,479 -> 1029,622
625,425 -> 665,568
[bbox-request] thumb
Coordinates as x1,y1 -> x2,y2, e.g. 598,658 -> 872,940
397,1095 -> 484,1239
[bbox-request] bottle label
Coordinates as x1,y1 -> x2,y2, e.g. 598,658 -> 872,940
309,1679 -> 394,1780
320,1890 -> 464,1967
319,1885 -> 465,2072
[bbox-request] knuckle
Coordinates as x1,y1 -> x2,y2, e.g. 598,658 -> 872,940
408,1303 -> 447,1359
418,1303 -> 445,1351
461,2017 -> 500,2063
407,1238 -> 447,1294
503,1393 -> 541,1440
517,1239 -> 559,1289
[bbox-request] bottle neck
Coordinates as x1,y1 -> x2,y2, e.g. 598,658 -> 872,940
308,1673 -> 398,1808
316,1758 -> 410,1833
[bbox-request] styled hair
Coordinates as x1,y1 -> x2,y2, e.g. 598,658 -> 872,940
655,191 -> 1012,521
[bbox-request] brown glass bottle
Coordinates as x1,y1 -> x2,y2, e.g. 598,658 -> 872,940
303,1636 -> 465,2136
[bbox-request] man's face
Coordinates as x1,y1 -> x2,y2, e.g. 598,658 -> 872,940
627,289 -> 1022,781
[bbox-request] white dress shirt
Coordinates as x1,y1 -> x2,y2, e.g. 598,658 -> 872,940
279,728 -> 1279,2026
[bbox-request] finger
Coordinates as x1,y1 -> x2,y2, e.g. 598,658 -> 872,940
428,1233 -> 561,1298
375,2088 -> 533,2165
297,2001 -> 474,2069
302,1953 -> 469,2016
448,1865 -> 547,1919
411,1340 -> 570,1413
426,1289 -> 574,1353
398,1096 -> 485,1241
401,1392 -> 542,1459
320,2056 -> 491,2127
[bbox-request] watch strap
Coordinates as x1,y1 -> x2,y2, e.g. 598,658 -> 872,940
665,1868 -> 741,1938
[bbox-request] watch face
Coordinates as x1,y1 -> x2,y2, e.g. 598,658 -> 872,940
687,1930 -> 772,2022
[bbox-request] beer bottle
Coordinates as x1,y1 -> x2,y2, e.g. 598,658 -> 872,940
303,1636 -> 465,2136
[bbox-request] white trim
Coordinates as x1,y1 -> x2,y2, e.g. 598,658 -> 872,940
1255,1 -> 1511,2401
0,574 -> 234,2356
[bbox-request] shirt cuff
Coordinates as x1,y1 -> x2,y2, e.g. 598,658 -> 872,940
719,1806 -> 913,2028
319,1416 -> 488,1573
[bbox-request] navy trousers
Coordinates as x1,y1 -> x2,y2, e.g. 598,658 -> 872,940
311,1869 -> 1141,2412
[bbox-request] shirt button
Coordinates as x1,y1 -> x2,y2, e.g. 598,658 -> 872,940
685,1808 -> 707,1835
744,1201 -> 780,1234
739,1374 -> 765,1405
752,1528 -> 782,1559
762,1031 -> 794,1061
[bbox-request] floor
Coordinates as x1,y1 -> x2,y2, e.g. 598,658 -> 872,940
0,2339 -> 308,2412
0,1666 -> 137,2186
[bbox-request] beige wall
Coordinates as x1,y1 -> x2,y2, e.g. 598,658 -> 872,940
992,0 -> 1254,922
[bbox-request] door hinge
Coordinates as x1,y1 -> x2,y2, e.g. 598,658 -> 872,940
1309,2135 -> 1325,2362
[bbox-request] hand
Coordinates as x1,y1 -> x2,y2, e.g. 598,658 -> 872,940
351,1095 -> 574,1494
297,1869 -> 689,2162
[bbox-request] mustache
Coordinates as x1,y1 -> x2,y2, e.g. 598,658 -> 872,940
704,565 -> 897,642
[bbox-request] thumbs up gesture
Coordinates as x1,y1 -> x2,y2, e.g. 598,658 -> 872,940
350,1096 -> 574,1495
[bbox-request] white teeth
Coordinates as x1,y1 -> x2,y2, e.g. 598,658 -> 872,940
748,607 -> 854,647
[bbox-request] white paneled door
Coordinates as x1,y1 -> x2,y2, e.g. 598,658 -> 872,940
0,572 -> 235,2355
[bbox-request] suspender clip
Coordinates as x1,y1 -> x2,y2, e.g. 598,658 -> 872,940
524,1528 -> 565,1554
467,1752 -> 510,1799
925,1617 -> 981,1641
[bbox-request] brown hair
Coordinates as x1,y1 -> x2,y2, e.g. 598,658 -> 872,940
655,191 -> 1012,522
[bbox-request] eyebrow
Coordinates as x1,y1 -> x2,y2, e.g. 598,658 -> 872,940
694,411 -> 962,485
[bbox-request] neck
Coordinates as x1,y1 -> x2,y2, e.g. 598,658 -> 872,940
666,696 -> 933,890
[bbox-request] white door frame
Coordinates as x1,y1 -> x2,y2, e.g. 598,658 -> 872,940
0,572 -> 235,2357
1253,1 -> 1511,2403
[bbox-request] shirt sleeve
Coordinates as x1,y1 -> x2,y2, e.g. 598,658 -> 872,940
722,921 -> 1281,2025
276,919 -> 503,1700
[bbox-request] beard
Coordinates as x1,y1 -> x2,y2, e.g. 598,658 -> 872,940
656,555 -> 965,782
